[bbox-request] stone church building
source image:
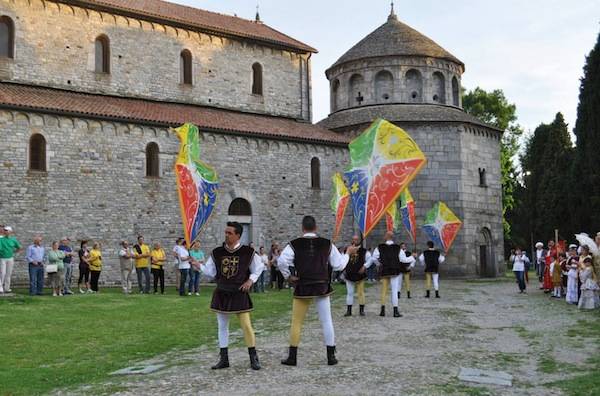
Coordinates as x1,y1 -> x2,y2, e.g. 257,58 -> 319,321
0,0 -> 503,285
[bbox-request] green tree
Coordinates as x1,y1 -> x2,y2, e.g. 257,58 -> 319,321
463,88 -> 523,242
572,31 -> 600,232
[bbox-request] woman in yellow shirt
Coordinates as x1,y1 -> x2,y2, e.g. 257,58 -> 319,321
151,242 -> 166,294
88,242 -> 102,293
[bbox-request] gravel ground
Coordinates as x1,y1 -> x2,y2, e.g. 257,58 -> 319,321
57,279 -> 599,396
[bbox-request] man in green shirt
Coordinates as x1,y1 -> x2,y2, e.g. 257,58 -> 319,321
0,226 -> 23,293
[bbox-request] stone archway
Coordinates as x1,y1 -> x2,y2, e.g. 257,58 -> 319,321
478,227 -> 496,277
228,198 -> 252,246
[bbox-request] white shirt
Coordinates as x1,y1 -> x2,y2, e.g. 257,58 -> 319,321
174,245 -> 190,269
371,241 -> 416,267
201,242 -> 265,283
511,254 -> 530,272
536,248 -> 544,261
277,233 -> 349,279
260,254 -> 269,268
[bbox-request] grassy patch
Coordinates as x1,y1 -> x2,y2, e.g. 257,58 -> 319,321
538,354 -> 560,374
550,314 -> 600,395
430,381 -> 493,396
0,286 -> 295,395
494,352 -> 525,366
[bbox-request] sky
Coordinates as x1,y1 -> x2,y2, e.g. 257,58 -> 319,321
178,0 -> 600,138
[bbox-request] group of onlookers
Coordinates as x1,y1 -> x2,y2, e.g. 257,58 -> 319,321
0,225 -> 286,297
510,233 -> 600,310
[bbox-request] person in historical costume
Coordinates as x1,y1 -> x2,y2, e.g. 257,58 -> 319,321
371,231 -> 412,317
578,245 -> 593,300
343,234 -> 373,317
419,240 -> 446,298
398,242 -> 416,299
594,232 -> 600,281
534,242 -> 547,290
578,257 -> 599,310
565,245 -> 579,305
543,240 -> 557,292
551,252 -> 565,298
200,221 -> 265,370
277,216 -> 354,366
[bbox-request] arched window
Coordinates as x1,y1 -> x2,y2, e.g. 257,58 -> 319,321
0,16 -> 15,58
374,70 -> 394,102
94,35 -> 110,73
348,74 -> 365,107
228,198 -> 252,216
180,49 -> 192,85
452,77 -> 460,106
405,69 -> 422,102
310,157 -> 321,189
252,62 -> 263,95
432,72 -> 446,104
331,79 -> 340,112
478,167 -> 487,187
145,142 -> 159,177
29,134 -> 46,172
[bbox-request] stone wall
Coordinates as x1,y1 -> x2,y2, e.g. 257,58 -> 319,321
327,56 -> 462,113
0,109 -> 352,286
328,121 -> 504,277
0,0 -> 311,121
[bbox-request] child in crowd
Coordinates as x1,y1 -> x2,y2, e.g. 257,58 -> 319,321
578,257 -> 599,310
551,253 -> 565,298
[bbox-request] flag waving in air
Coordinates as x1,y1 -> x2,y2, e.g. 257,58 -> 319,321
343,119 -> 426,237
331,172 -> 350,242
422,202 -> 462,253
174,123 -> 219,246
385,200 -> 400,233
400,188 -> 417,244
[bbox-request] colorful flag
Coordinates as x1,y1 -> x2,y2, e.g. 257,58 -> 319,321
331,172 -> 350,242
385,200 -> 399,232
400,188 -> 417,243
422,202 -> 462,253
343,119 -> 426,237
174,123 -> 219,246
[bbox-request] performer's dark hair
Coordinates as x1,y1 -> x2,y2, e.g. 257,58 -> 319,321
427,241 -> 434,248
302,216 -> 317,231
227,221 -> 243,237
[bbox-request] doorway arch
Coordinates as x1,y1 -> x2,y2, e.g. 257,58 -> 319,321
479,227 -> 496,277
228,198 -> 252,245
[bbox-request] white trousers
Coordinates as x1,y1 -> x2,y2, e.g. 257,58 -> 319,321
0,258 -> 14,292
217,313 -> 230,348
390,275 -> 400,306
432,273 -> 439,291
316,296 -> 335,346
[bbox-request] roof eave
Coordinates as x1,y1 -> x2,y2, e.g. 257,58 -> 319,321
60,0 -> 317,54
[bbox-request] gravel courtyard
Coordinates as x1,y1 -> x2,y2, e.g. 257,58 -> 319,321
61,279 -> 599,396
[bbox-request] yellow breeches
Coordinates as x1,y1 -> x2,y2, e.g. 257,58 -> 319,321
237,312 -> 255,348
425,273 -> 432,291
380,277 -> 390,305
356,280 -> 366,306
403,272 -> 411,292
289,298 -> 311,347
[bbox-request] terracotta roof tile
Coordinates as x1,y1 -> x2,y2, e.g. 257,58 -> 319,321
64,0 -> 316,53
0,83 -> 349,145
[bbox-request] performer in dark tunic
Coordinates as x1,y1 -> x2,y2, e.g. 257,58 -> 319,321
419,240 -> 445,298
372,231 -> 414,317
200,222 -> 264,370
343,235 -> 373,317
277,216 -> 354,366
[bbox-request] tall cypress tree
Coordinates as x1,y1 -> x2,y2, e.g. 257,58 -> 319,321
572,31 -> 600,232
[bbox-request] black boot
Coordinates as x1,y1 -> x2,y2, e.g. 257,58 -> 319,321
407,291 -> 411,299
211,348 -> 229,370
327,346 -> 338,366
359,305 -> 365,316
435,290 -> 440,299
248,347 -> 261,370
425,290 -> 430,298
379,305 -> 385,317
281,346 -> 298,366
344,305 -> 352,317
397,291 -> 401,299
393,307 -> 403,317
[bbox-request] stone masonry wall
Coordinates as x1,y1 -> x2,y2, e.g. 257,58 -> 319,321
330,121 -> 504,278
0,110 -> 352,286
0,0 -> 311,121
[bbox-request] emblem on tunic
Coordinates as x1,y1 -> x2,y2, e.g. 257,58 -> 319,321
221,256 -> 239,279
